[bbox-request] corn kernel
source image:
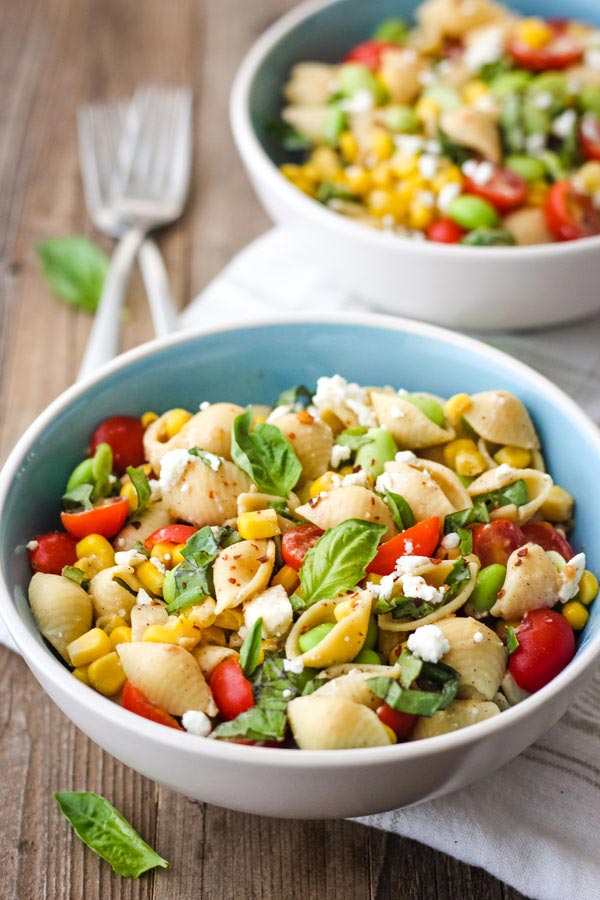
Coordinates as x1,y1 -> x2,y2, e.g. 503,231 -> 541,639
176,616 -> 203,650
72,665 -> 90,685
137,560 -> 165,595
409,199 -> 434,231
74,556 -> 104,579
272,564 -> 300,594
562,600 -> 589,631
382,724 -> 397,743
256,647 -> 266,667
151,540 -> 175,568
444,393 -> 472,425
576,570 -> 599,605
339,465 -> 356,476
334,599 -> 355,621
494,446 -> 531,468
110,625 -> 132,650
143,623 -> 181,644
390,154 -> 419,178
369,128 -> 395,162
141,411 -> 158,428
309,471 -> 341,498
515,18 -> 553,49
432,164 -> 463,193
281,164 -> 315,195
76,534 -> 115,569
540,485 -> 574,523
344,165 -> 372,195
310,146 -> 341,180
368,573 -> 382,585
238,508 -> 281,540
120,481 -> 138,513
302,162 -> 322,182
186,597 -> 217,629
318,408 -> 345,434
575,161 -> 600,195
527,181 -> 549,207
443,438 -> 479,469
68,628 -> 112,667
455,449 -> 486,477
339,130 -> 359,163
87,651 -> 126,696
163,408 -> 192,440
98,614 -> 127,635
416,96 -> 441,131
214,608 -> 244,630
371,161 -> 395,188
463,80 -> 489,104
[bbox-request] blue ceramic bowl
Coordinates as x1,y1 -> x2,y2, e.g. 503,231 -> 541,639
1,315 -> 599,818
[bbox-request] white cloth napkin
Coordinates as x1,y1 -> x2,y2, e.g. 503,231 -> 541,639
4,225 -> 600,900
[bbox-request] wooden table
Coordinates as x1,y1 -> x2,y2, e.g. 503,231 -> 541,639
0,0 -> 526,897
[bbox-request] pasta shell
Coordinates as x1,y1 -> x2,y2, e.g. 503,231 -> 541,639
287,696 -> 393,749
162,456 -> 252,527
143,403 -> 244,471
313,668 -> 400,709
274,413 -> 333,484
502,207 -> 553,246
212,539 -> 275,614
282,106 -> 327,143
117,642 -> 217,716
371,391 -> 454,449
440,106 -> 501,162
382,458 -> 472,520
410,699 -> 499,740
417,0 -> 506,41
468,466 -> 552,524
501,671 -> 530,706
434,616 -> 506,701
28,572 -> 93,662
130,603 -> 168,642
295,485 -> 396,537
193,645 -> 239,678
462,390 -> 540,449
284,62 -> 339,106
186,597 -> 217,630
89,565 -> 141,620
379,48 -> 423,104
490,542 -> 560,620
114,499 -> 174,552
285,590 -> 372,668
317,663 -> 400,680
237,490 -> 301,535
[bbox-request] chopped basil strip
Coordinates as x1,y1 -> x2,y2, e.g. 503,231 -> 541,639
212,708 -> 287,742
289,592 -> 306,613
62,483 -> 94,511
506,625 -> 520,656
274,385 -> 313,409
166,526 -> 242,614
474,478 -> 530,511
232,409 -> 302,497
266,118 -> 313,152
374,594 -> 440,620
317,181 -> 355,204
268,499 -> 299,522
132,540 -> 150,559
239,617 -> 263,678
37,236 -> 109,314
396,647 -> 424,688
444,503 -> 489,555
126,466 -> 151,518
299,519 -> 386,607
112,576 -> 138,597
444,557 -> 472,601
188,447 -> 222,470
384,489 -> 416,531
368,659 -> 460,717
62,565 -> 88,589
54,792 -> 169,878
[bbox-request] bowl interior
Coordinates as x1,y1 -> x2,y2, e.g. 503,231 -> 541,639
1,319 -> 600,664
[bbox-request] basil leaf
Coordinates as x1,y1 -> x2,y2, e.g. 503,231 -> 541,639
266,118 -> 313,151
374,594 -> 440,620
231,409 -> 302,496
300,519 -> 386,606
91,443 -> 113,500
506,625 -> 519,656
54,791 -> 169,878
37,237 -> 109,314
213,525 -> 244,549
112,576 -> 138,597
317,181 -> 355,204
132,540 -> 150,559
445,502 -> 489,532
188,447 -> 222,471
368,660 -> 460,717
240,618 -> 263,678
62,565 -> 88,589
290,592 -> 306,613
212,708 -> 288,742
444,557 -> 472,601
461,228 -> 516,247
275,385 -> 313,409
62,483 -> 94,511
181,525 -> 220,568
384,489 -> 416,531
396,647 -> 423,688
474,478 -> 530,511
126,466 -> 151,518
166,563 -> 211,614
456,526 -> 473,555
479,58 -> 513,83
268,499 -> 299,522
166,526 -> 242,614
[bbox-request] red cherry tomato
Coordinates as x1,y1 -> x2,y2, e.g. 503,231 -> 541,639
144,524 -> 199,551
89,415 -> 145,475
580,114 -> 600,162
344,39 -> 400,71
122,681 -> 183,729
28,531 -> 78,575
509,609 -> 575,693
463,165 -> 528,212
281,524 -> 325,571
367,517 -> 440,576
60,496 -> 129,540
376,704 -> 417,740
507,24 -> 583,71
520,521 -> 575,560
209,658 -> 255,721
471,519 -> 525,568
544,180 -> 600,241
426,219 -> 466,244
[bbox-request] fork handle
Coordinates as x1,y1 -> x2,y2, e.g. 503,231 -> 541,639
138,239 -> 179,337
77,227 -> 145,381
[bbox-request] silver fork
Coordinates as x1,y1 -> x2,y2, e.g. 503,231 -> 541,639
77,86 -> 192,380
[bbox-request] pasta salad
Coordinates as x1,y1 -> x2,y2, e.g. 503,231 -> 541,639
275,0 -> 600,245
26,378 -> 598,749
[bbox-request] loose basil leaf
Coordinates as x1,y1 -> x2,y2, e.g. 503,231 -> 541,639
444,557 -> 472,601
54,792 -> 169,878
126,466 -> 151,518
299,519 -> 386,606
232,409 -> 302,496
188,447 -> 222,470
62,565 -> 88,589
368,660 -> 460,717
274,385 -> 313,409
506,625 -> 520,656
37,237 -> 109,314
112,576 -> 138,597
240,617 -> 263,678
474,478 -> 530,511
384,489 -> 416,531
374,594 -> 440,620
266,118 -> 313,152
62,483 -> 94,511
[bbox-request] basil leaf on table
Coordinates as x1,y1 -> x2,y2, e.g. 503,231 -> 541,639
239,617 -> 263,678
54,792 -> 169,878
231,409 -> 302,496
384,489 -> 416,531
126,466 -> 151,518
299,519 -> 387,606
37,236 -> 109,313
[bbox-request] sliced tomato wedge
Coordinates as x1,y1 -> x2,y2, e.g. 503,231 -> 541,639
544,180 -> 600,242
28,531 -> 78,575
61,496 -> 129,540
281,524 -> 325,571
580,113 -> 600,162
426,219 -> 466,244
144,524 -> 199,551
344,39 -> 400,71
122,681 -> 183,730
520,521 -> 575,560
209,658 -> 255,721
507,24 -> 583,71
376,704 -> 417,739
367,517 -> 439,576
472,520 -> 525,568
463,165 -> 527,212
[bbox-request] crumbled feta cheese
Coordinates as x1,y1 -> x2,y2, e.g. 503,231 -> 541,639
473,631 -> 484,644
404,540 -> 414,553
182,710 -> 212,737
283,658 -> 304,674
26,540 -> 39,551
407,624 -> 450,663
395,450 -> 417,464
331,443 -> 351,468
418,154 -> 438,179
366,572 -> 397,601
159,449 -> 195,491
136,588 -> 154,606
462,159 -> 494,186
401,574 -> 447,604
418,68 -> 437,86
150,556 -> 166,575
375,472 -> 394,494
267,405 -> 292,423
200,451 -> 222,472
395,556 -> 431,574
341,469 -> 369,488
425,139 -> 441,155
312,374 -> 377,427
441,533 -> 460,550
474,92 -> 499,115
525,133 -> 546,155
464,25 -> 505,71
381,214 -> 396,229
108,474 -> 117,484
552,109 -> 577,139
531,91 -> 553,110
494,463 -> 514,477
437,182 -> 461,213
116,538 -> 125,548
244,585 -> 293,638
416,190 -> 435,209
282,688 -> 292,698
389,405 -> 404,419
199,401 -> 211,411
558,552 -> 586,601
340,88 -> 375,114
114,549 -> 147,566
393,135 -> 424,156
148,479 -> 162,502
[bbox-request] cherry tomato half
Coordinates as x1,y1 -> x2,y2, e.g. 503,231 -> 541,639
28,531 -> 78,575
520,521 -> 575,561
463,165 -> 528,212
367,517 -> 440,576
580,114 -> 600,162
282,524 -> 325,571
507,24 -> 583,71
509,609 -> 575,693
544,179 -> 600,242
144,524 -> 199,551
89,415 -> 145,475
426,219 -> 466,244
376,704 -> 417,740
209,658 -> 255,721
471,520 -> 525,568
61,496 -> 130,540
122,681 -> 183,730
344,39 -> 400,71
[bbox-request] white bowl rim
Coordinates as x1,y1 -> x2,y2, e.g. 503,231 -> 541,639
229,0 -> 600,258
1,310 -> 600,770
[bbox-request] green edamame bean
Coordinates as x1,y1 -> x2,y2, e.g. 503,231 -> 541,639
162,568 -> 177,605
298,623 -> 336,653
540,150 -> 566,182
522,104 -> 551,137
470,563 -> 507,613
527,72 -> 568,114
373,17 -> 408,43
65,457 -> 95,492
423,84 -> 461,111
363,614 -> 378,651
354,427 -> 398,477
385,106 -> 419,134
490,70 -> 531,96
448,195 -> 499,230
323,104 -> 347,146
581,86 -> 600,117
338,63 -> 384,103
505,154 -> 547,182
404,394 -> 446,428
91,441 -> 113,499
352,649 -> 381,665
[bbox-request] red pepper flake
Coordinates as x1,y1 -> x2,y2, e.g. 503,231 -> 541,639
517,547 -> 528,558
497,588 -> 505,599
228,577 -> 237,584
288,432 -> 297,440
209,491 -> 215,499
297,411 -> 313,425
515,559 -> 522,567
258,556 -> 268,563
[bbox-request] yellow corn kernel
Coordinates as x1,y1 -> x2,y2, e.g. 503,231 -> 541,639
109,625 -> 132,650
318,408 -> 345,434
137,560 -> 165,596
339,465 -> 356,476
540,485 -> 574,523
310,471 -> 341,498
238,508 -> 281,540
444,393 -> 472,425
163,408 -> 192,440
272,564 -> 300,594
256,646 -> 266,667
515,18 -> 553,49
368,573 -> 382,585
575,161 -> 600,195
76,534 -> 115,569
382,724 -> 397,743
562,600 -> 589,631
119,481 -> 138,513
576,570 -> 599,606
72,665 -> 90,685
443,438 -> 479,469
68,628 -> 112,667
408,199 -> 434,231
344,165 -> 372,195
214,608 -> 244,631
371,161 -> 395,189
334,599 -> 354,622
141,411 -> 158,428
432,164 -> 463,193
143,623 -> 181,644
455,449 -> 486,477
339,130 -> 359,163
463,80 -> 489,104
390,153 -> 419,178
415,96 -> 441,130
369,128 -> 395,162
176,617 -> 203,650
281,164 -> 316,195
368,188 -> 408,220
87,651 -> 126,696
74,556 -> 104,579
302,162 -> 322,182
493,446 -> 531,468
527,180 -> 549,207
98,614 -> 127,635
150,540 -> 175,568
310,146 -> 341,180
